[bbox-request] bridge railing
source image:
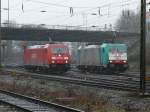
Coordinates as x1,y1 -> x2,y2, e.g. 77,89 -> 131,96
1,23 -> 117,32
1,23 -> 139,33
46,25 -> 110,31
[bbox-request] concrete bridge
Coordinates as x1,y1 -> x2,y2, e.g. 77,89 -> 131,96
1,26 -> 139,42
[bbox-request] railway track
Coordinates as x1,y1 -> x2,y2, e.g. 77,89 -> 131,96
2,68 -> 150,93
4,65 -> 145,79
0,89 -> 84,112
6,66 -> 141,80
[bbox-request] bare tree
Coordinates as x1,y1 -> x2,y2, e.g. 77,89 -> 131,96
115,10 -> 140,33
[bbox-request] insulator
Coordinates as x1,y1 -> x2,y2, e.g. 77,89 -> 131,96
70,7 -> 74,17
128,10 -> 130,17
98,7 -> 101,16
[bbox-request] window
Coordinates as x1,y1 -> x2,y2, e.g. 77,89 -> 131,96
52,48 -> 67,54
109,48 -> 126,54
102,48 -> 105,53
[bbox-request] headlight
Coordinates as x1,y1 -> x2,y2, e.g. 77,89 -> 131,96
51,57 -> 56,59
52,61 -> 55,63
64,57 -> 69,60
123,60 -> 127,63
65,60 -> 68,63
110,60 -> 113,63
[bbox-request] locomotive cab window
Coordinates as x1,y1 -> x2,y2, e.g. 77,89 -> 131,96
109,48 -> 126,54
52,48 -> 67,54
102,48 -> 105,53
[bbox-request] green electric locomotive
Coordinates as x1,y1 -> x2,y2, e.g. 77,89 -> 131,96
77,43 -> 128,72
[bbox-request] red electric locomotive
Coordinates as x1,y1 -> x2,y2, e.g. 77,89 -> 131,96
24,44 -> 70,72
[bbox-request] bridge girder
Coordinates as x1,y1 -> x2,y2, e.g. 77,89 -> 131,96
1,27 -> 140,42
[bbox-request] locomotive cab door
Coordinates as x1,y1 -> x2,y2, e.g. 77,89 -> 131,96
100,47 -> 106,67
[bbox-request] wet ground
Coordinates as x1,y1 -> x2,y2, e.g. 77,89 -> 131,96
0,70 -> 150,112
0,104 -> 24,112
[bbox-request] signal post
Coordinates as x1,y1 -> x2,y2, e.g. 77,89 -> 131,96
140,0 -> 146,95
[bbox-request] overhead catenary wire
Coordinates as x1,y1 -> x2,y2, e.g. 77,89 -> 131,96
9,3 -> 139,29
2,0 -> 138,24
30,14 -> 72,25
80,5 -> 140,28
26,0 -> 139,17
2,0 -> 138,15
54,0 -> 70,5
25,0 -> 71,8
24,0 -> 138,10
2,0 -> 140,31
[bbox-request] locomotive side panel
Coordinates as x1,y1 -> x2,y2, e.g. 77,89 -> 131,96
24,44 -> 70,72
99,45 -> 109,66
77,43 -> 128,72
24,48 -> 49,66
79,47 -> 100,66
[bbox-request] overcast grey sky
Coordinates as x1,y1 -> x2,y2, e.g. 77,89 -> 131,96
2,0 -> 140,28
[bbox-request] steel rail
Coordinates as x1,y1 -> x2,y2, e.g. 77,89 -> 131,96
0,100 -> 32,112
2,68 -> 147,92
1,69 -> 145,91
4,65 -> 143,78
4,68 -> 141,85
4,68 -> 140,83
69,69 -> 141,78
4,66 -> 147,79
0,89 -> 84,112
66,74 -> 140,84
